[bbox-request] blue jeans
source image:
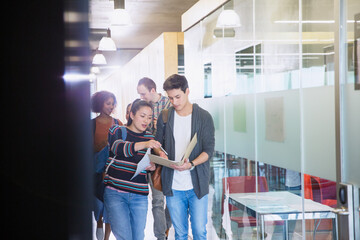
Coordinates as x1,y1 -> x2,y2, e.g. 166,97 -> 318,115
166,189 -> 208,240
93,196 -> 109,223
104,188 -> 148,240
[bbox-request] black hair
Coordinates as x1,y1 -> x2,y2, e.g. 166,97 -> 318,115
91,91 -> 117,113
138,77 -> 157,92
163,74 -> 189,93
127,99 -> 153,126
125,103 -> 132,123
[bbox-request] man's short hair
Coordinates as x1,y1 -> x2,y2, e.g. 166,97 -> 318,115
163,74 -> 189,93
138,77 -> 156,92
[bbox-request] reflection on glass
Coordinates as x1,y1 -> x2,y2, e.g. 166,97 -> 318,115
356,38 -> 360,89
178,44 -> 185,75
204,63 -> 212,98
210,149 -> 338,239
187,0 -> 341,238
323,45 -> 335,86
343,4 -> 360,188
343,2 -> 360,238
355,13 -> 360,90
235,45 -> 261,94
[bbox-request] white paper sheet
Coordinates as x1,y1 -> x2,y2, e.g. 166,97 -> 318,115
131,148 -> 151,180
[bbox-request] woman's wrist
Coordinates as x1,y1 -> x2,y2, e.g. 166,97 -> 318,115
134,142 -> 146,152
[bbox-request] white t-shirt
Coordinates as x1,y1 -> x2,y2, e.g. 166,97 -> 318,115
172,111 -> 193,190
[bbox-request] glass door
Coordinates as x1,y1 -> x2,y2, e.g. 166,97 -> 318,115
336,0 -> 360,239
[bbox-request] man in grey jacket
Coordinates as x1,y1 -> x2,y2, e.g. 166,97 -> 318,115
155,74 -> 215,240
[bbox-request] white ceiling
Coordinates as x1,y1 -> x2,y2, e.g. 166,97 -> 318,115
89,0 -> 198,68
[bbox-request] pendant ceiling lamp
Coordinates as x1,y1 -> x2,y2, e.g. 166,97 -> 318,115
111,0 -> 132,26
98,28 -> 117,51
92,53 -> 107,65
216,7 -> 241,28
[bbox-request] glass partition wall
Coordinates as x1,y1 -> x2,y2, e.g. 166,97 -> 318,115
342,0 -> 360,238
185,0 -> 339,239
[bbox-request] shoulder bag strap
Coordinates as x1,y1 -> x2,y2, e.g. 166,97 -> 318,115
162,109 -> 169,124
161,109 -> 169,144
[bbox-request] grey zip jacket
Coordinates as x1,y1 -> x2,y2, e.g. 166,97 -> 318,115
155,103 -> 215,199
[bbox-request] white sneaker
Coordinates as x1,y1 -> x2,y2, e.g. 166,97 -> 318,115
96,228 -> 104,240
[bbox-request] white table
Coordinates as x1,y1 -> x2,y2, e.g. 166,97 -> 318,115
228,191 -> 337,239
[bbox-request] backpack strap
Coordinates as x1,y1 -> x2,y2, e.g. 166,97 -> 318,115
120,126 -> 127,140
160,109 -> 169,148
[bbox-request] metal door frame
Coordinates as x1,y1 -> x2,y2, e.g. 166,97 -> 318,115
334,0 -> 359,239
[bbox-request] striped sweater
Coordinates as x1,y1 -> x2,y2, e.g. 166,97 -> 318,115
104,125 -> 154,195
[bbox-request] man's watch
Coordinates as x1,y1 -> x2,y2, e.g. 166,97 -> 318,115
189,161 -> 195,171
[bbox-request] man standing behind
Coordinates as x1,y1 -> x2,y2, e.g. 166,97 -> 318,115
155,74 -> 215,240
137,77 -> 172,240
137,77 -> 171,135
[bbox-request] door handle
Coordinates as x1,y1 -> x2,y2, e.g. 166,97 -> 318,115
332,207 -> 350,215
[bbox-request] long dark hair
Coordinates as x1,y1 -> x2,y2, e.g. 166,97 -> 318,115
127,99 -> 153,126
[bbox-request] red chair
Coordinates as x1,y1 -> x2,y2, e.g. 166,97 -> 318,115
319,178 -> 337,208
304,174 -> 337,207
222,176 -> 282,228
304,174 -> 337,231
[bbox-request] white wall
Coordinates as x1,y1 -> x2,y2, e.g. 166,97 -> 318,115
96,34 -> 167,123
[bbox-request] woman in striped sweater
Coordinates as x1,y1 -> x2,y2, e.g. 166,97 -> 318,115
103,99 -> 165,240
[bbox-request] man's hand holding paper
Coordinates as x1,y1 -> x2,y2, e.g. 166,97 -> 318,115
148,133 -> 197,169
171,158 -> 191,171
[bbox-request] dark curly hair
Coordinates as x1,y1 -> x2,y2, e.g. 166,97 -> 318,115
91,91 -> 117,113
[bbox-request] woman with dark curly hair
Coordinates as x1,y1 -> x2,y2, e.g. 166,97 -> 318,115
91,90 -> 123,240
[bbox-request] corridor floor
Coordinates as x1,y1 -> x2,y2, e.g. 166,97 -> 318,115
92,186 -> 219,240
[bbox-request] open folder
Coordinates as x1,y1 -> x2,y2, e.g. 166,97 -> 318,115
148,133 -> 197,168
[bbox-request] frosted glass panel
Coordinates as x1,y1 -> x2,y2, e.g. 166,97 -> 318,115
184,0 -> 340,238
303,87 -> 336,181
343,84 -> 360,186
225,95 -> 255,160
343,0 -> 360,186
256,91 -> 301,171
